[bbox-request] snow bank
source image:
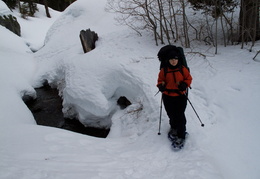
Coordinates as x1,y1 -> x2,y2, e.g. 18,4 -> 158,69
32,1 -> 158,130
0,1 -> 12,16
0,25 -> 36,126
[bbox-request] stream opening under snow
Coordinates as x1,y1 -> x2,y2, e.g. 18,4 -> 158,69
23,82 -> 110,138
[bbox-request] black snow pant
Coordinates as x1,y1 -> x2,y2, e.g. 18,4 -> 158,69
162,94 -> 187,139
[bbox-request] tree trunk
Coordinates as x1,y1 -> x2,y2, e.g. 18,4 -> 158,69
157,0 -> 164,44
17,0 -> 21,13
168,0 -> 177,41
215,18 -> 218,54
144,0 -> 158,45
181,0 -> 190,48
239,0 -> 260,43
221,15 -> 227,47
43,0 -> 51,18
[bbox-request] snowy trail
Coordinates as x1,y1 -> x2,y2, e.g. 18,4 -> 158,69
1,122 -> 223,179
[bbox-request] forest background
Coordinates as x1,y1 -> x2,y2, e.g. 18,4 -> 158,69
3,0 -> 260,54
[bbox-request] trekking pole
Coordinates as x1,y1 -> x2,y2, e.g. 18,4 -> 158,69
185,94 -> 205,127
158,94 -> 163,135
154,90 -> 160,96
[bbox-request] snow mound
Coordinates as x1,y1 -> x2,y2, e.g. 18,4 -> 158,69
33,1 -> 158,130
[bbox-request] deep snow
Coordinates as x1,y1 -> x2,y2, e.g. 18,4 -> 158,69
0,0 -> 260,178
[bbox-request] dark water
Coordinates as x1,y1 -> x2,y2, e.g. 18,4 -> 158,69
24,83 -> 110,138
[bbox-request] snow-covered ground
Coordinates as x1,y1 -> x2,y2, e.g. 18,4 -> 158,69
1,0 -> 260,178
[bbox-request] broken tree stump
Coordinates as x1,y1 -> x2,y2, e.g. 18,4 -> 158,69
79,29 -> 98,53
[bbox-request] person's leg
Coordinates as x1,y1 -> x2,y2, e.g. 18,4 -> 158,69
162,94 -> 177,130
174,95 -> 187,139
163,94 -> 188,139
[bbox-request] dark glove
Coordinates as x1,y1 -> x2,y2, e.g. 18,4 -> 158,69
157,84 -> 166,92
178,81 -> 187,91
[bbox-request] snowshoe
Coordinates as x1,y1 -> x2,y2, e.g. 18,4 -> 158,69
168,128 -> 178,142
172,138 -> 185,150
171,133 -> 189,151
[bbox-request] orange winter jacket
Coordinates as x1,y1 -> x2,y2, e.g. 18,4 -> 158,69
157,66 -> 192,96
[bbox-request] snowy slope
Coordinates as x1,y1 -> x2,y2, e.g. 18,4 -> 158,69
1,0 -> 260,179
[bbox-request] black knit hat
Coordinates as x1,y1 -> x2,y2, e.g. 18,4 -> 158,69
166,51 -> 179,60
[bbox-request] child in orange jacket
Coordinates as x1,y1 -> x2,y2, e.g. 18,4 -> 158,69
157,50 -> 192,147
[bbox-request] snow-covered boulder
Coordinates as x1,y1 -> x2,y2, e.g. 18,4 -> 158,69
33,0 -> 158,130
